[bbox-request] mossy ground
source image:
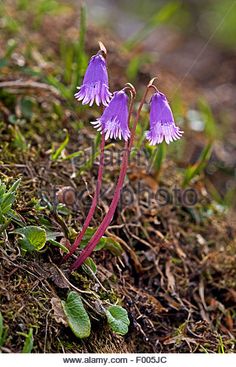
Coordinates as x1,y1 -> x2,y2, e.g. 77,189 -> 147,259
0,0 -> 235,353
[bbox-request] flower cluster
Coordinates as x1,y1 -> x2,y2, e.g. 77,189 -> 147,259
65,43 -> 184,270
75,50 -> 183,144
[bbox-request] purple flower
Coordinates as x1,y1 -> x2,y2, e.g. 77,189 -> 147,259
74,54 -> 112,106
91,90 -> 130,141
146,92 -> 183,145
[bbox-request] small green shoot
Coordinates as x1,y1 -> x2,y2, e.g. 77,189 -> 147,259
147,142 -> 166,175
83,257 -> 97,275
57,4 -> 87,99
47,239 -> 69,253
46,75 -> 71,99
51,129 -> 69,161
72,4 -> 87,93
131,113 -> 148,159
10,125 -> 28,151
126,54 -> 151,82
62,150 -> 84,161
198,98 -> 217,140
0,312 -> 7,347
0,178 -> 21,230
22,328 -> 34,353
218,336 -> 225,354
182,142 -> 213,187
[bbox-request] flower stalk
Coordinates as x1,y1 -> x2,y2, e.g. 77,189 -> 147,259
64,41 -> 183,271
63,42 -> 110,263
63,132 -> 105,262
70,84 -> 154,271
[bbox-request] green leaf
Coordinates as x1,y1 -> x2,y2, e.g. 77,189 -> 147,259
83,257 -> 97,274
22,328 -> 34,353
8,178 -> 21,194
10,125 -> 28,151
1,193 -> 16,215
126,54 -> 151,82
0,311 -> 8,347
106,305 -> 130,336
62,150 -> 83,160
80,228 -> 123,256
51,129 -> 69,160
182,142 -> 213,187
103,238 -> 123,256
46,75 -> 70,99
0,178 -> 20,220
48,239 -> 69,253
0,182 -> 6,198
56,203 -> 71,215
15,226 -> 47,252
198,98 -> 217,140
150,1 -> 180,25
73,4 -> 87,90
147,143 -> 166,175
62,291 -> 91,339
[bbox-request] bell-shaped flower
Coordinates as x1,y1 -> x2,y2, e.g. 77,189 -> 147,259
74,54 -> 112,106
146,92 -> 183,145
91,90 -> 130,141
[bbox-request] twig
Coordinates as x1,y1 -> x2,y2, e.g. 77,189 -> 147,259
0,80 -> 61,98
51,262 -> 100,298
105,229 -> 143,273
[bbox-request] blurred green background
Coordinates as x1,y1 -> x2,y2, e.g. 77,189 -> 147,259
0,0 -> 236,210
86,0 -> 236,50
84,0 -> 236,209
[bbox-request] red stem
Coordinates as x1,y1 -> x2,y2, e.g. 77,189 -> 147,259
70,142 -> 129,271
62,133 -> 105,262
70,88 -> 148,271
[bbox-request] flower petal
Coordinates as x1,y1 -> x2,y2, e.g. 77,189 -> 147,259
74,54 -> 111,107
146,92 -> 183,145
91,91 -> 130,141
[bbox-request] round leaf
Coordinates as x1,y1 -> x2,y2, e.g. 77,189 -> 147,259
15,226 -> 47,252
106,305 -> 130,335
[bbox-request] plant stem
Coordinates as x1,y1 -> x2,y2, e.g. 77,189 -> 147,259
62,133 -> 105,262
70,87 -> 149,271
